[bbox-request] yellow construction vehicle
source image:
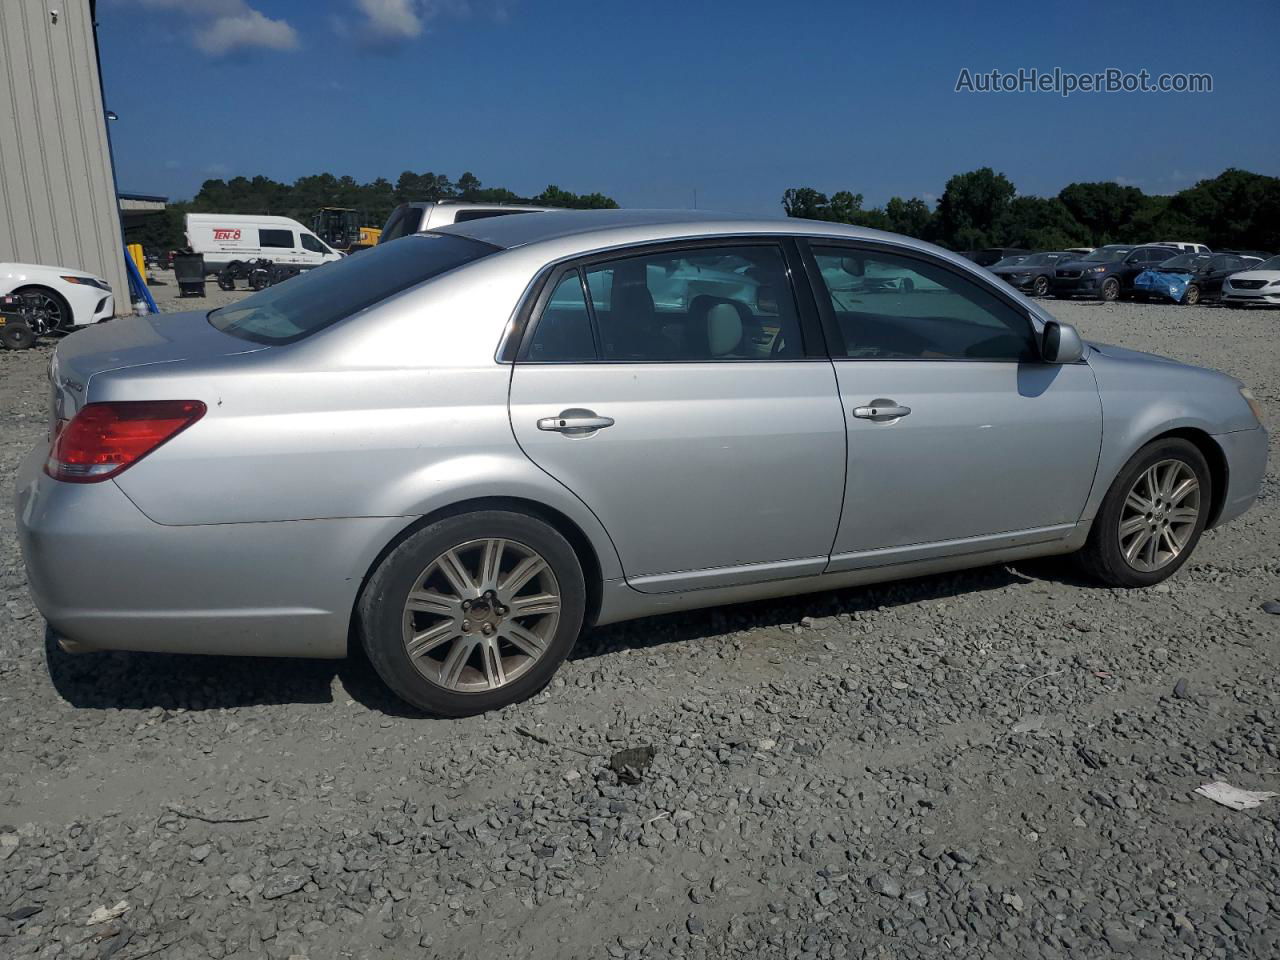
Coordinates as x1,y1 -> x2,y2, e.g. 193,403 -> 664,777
311,208 -> 382,252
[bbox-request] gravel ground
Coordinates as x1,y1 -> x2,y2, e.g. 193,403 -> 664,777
1,291 -> 1277,960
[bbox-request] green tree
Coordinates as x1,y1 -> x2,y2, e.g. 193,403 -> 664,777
883,197 -> 933,239
934,168 -> 1016,250
1056,182 -> 1148,245
994,196 -> 1090,250
781,187 -> 829,220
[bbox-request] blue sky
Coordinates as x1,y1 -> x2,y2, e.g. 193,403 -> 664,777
100,0 -> 1280,213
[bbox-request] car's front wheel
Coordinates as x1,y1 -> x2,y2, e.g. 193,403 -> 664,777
1077,437 -> 1211,587
1183,283 -> 1201,306
1032,276 -> 1050,297
358,510 -> 586,717
1101,277 -> 1120,301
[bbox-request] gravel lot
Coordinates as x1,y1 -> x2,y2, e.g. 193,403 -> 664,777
1,288 -> 1277,959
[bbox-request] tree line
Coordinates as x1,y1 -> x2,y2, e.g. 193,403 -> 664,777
128,170 -> 618,249
782,168 -> 1280,253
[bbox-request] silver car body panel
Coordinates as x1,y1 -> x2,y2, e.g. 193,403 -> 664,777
14,210 -> 1269,658
509,360 -> 847,592
826,359 -> 1103,562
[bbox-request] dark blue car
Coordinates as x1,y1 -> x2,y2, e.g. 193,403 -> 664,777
1051,245 -> 1180,301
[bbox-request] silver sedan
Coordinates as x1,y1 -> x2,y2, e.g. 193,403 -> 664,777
15,211 -> 1269,716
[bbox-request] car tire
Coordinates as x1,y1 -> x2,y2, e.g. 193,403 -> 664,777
1101,278 -> 1120,301
1077,437 -> 1211,588
13,285 -> 71,332
358,510 -> 587,717
1183,283 -> 1201,306
1032,276 -> 1050,297
0,321 -> 36,350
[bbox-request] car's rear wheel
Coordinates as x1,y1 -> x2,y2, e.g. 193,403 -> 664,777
1077,437 -> 1211,587
1183,283 -> 1201,306
358,511 -> 586,716
1101,277 -> 1120,301
13,286 -> 71,333
1032,276 -> 1050,297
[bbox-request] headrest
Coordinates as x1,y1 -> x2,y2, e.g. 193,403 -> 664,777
706,302 -> 743,357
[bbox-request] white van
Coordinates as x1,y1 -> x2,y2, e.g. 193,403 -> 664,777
185,214 -> 342,274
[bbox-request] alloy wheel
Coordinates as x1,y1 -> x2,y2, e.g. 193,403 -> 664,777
18,291 -> 63,334
401,538 -> 561,693
1117,459 -> 1201,572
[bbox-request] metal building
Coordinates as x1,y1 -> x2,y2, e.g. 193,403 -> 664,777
0,0 -> 128,311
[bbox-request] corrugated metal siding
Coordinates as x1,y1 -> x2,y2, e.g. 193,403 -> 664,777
0,0 -> 129,311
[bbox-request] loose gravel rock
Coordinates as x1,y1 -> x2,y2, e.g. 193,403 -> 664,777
1,296 -> 1276,958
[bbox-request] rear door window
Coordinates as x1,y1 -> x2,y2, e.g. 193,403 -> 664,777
578,245 -> 804,361
209,233 -> 494,344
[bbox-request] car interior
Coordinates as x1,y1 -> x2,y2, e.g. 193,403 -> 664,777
527,248 -> 806,362
811,248 -> 1038,362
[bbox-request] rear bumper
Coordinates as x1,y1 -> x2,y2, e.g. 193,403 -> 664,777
14,442 -> 406,658
1212,425 -> 1269,528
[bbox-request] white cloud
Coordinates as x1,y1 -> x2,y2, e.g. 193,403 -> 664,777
195,8 -> 299,55
120,0 -> 298,56
356,0 -> 426,41
342,0 -> 510,49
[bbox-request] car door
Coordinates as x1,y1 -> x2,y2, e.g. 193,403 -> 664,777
508,240 -> 847,593
801,240 -> 1103,570
1205,255 -> 1241,294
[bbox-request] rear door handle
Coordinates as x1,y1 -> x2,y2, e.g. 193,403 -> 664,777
537,410 -> 615,433
852,399 -> 911,421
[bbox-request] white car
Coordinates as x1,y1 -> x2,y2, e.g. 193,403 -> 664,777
1153,241 -> 1212,254
0,262 -> 114,332
1222,255 -> 1280,307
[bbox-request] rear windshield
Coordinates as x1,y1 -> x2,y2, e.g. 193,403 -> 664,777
208,234 -> 494,344
1083,247 -> 1132,262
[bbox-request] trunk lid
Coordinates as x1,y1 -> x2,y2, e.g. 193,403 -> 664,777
50,311 -> 267,417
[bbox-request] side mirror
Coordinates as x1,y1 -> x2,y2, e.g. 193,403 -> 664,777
1042,320 -> 1084,364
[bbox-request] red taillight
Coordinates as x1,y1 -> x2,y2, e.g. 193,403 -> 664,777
45,400 -> 206,483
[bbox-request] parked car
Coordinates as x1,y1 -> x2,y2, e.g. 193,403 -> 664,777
1063,247 -> 1095,256
1133,253 -> 1257,305
15,212 -> 1268,716
0,262 -> 114,331
1221,255 -> 1280,308
1151,241 -> 1211,254
1051,244 -> 1180,301
1220,249 -> 1272,261
378,201 -> 552,245
963,247 -> 1030,267
988,251 -> 1076,297
185,214 -> 342,276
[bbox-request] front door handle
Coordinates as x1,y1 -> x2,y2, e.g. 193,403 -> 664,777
537,409 -> 615,434
852,399 -> 911,422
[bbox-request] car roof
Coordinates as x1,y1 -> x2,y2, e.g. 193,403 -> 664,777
434,208 -> 931,252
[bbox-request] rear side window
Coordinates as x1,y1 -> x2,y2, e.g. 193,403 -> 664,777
378,205 -> 424,244
527,271 -> 596,361
811,246 -> 1037,362
209,234 -> 494,345
453,209 -> 533,223
259,229 -> 293,248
